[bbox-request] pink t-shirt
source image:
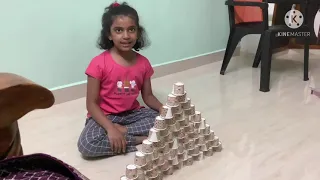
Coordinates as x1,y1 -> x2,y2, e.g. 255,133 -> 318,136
85,51 -> 154,115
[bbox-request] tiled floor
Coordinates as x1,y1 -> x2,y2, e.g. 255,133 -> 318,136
19,50 -> 320,180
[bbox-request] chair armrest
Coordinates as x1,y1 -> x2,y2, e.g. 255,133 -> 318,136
225,0 -> 268,9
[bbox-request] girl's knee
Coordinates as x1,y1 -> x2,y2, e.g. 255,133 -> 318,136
77,135 -> 112,158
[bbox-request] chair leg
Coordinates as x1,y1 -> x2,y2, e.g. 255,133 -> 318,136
304,36 -> 309,81
260,32 -> 273,92
220,28 -> 243,75
253,34 -> 264,68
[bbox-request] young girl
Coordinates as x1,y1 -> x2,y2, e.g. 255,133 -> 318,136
77,2 -> 163,158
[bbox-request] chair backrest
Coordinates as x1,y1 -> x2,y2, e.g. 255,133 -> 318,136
0,73 -> 55,159
234,0 -> 264,24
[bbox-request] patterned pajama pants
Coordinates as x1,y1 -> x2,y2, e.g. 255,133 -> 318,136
77,108 -> 158,158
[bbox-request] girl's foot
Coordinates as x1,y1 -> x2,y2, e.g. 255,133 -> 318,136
134,136 -> 147,145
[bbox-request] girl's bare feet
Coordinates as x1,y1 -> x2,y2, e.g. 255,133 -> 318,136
134,136 -> 147,145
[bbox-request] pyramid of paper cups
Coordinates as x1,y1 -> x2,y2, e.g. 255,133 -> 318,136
120,82 -> 222,180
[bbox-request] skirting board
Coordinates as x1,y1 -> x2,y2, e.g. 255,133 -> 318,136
52,47 -> 240,105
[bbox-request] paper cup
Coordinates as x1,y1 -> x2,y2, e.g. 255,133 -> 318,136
154,116 -> 167,130
200,118 -> 206,129
169,123 -> 180,132
175,92 -> 186,102
142,161 -> 153,171
153,139 -> 165,148
148,128 -> 161,142
134,151 -> 147,166
213,141 -> 223,152
164,132 -> 173,142
204,147 -> 214,156
170,148 -> 178,159
189,114 -> 196,123
145,168 -> 158,178
169,157 -> 179,166
198,136 -> 205,145
157,154 -> 165,166
142,139 -> 154,153
163,166 -> 174,175
185,156 -> 194,166
195,111 -> 201,122
213,136 -> 219,146
181,98 -> 191,109
173,161 -> 183,170
166,94 -> 178,106
172,82 -> 185,95
163,143 -> 170,153
165,117 -> 175,125
120,176 -> 129,180
160,105 -> 173,118
192,153 -> 201,161
159,128 -> 169,137
194,122 -> 200,129
159,160 -> 170,171
174,111 -> 183,121
178,144 -> 184,154
199,128 -> 205,135
172,138 -> 179,149
190,104 -> 195,115
168,140 -> 174,149
126,164 -> 138,179
204,124 -> 210,134
183,124 -> 190,132
170,104 -> 182,114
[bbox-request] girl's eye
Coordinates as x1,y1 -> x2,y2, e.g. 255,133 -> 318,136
115,29 -> 122,33
129,28 -> 136,32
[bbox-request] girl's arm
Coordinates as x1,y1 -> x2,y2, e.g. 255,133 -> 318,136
86,76 -> 126,153
141,78 -> 163,112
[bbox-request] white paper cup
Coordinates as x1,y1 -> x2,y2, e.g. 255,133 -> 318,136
173,161 -> 183,170
189,114 -> 196,123
175,92 -> 187,102
213,136 -> 219,146
172,138 -> 179,149
169,123 -> 180,132
134,151 -> 147,166
172,82 -> 185,95
126,164 -> 138,179
165,117 -> 175,125
148,128 -> 161,142
166,94 -> 178,106
170,104 -> 182,114
163,166 -> 174,175
181,98 -> 191,109
160,105 -> 173,118
145,168 -> 158,178
200,118 -> 206,129
174,111 -> 183,121
204,124 -> 210,134
198,136 -> 206,145
169,156 -> 179,166
195,111 -> 201,122
190,104 -> 195,115
154,116 -> 167,130
194,122 -> 200,129
120,175 -> 129,180
142,139 -> 154,153
164,132 -> 173,142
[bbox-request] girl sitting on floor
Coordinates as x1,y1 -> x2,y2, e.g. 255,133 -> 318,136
77,1 -> 163,158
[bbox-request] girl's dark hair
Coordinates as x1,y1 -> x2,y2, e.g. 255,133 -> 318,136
97,2 -> 150,51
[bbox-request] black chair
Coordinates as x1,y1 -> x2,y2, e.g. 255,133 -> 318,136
259,0 -> 311,92
220,0 -> 269,75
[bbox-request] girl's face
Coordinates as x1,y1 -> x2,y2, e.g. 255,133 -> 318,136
109,15 -> 138,52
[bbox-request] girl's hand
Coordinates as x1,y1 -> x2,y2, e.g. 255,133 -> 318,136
108,127 -> 127,153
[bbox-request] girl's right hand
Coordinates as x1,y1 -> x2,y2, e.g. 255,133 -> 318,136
108,127 -> 127,154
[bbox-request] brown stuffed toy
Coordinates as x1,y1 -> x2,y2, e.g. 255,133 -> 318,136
0,73 -> 55,160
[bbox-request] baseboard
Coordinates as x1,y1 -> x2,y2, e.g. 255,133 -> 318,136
51,47 -> 240,105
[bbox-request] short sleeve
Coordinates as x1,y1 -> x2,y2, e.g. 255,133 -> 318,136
144,59 -> 154,79
85,56 -> 103,80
